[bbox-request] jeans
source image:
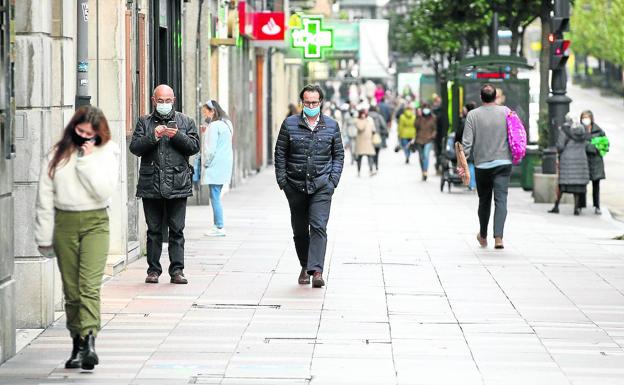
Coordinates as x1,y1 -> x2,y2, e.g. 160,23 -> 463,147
475,165 -> 512,238
53,209 -> 109,337
415,142 -> 433,173
400,138 -> 412,161
284,183 -> 334,274
209,184 -> 224,228
468,162 -> 476,189
142,197 -> 187,277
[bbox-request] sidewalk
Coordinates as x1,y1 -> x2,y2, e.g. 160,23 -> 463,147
1,148 -> 623,385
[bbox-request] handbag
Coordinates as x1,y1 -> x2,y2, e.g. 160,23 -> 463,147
372,132 -> 382,146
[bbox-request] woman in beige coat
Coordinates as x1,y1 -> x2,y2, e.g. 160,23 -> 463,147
354,107 -> 376,177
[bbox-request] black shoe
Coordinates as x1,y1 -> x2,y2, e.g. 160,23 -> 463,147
145,272 -> 159,284
298,268 -> 310,285
312,272 -> 325,288
81,331 -> 98,370
548,206 -> 559,214
64,335 -> 83,369
595,207 -> 602,215
574,208 -> 580,216
170,272 -> 188,284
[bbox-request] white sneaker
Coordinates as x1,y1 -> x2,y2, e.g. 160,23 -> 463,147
204,227 -> 226,237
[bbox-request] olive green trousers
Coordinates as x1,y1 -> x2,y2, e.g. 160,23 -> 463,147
53,208 -> 109,337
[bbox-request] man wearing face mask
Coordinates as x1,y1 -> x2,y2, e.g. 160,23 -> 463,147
130,84 -> 200,284
274,84 -> 345,288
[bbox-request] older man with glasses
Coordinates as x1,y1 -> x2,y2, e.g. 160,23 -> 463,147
130,84 -> 200,284
274,84 -> 345,288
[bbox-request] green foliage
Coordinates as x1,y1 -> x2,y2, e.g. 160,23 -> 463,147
389,0 -> 492,67
571,0 -> 624,65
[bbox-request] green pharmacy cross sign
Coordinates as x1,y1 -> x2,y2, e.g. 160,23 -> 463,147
291,17 -> 333,59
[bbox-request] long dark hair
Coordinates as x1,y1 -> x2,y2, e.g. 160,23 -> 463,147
48,106 -> 111,178
205,100 -> 229,121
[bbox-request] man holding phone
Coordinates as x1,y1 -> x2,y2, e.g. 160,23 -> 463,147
130,84 -> 200,284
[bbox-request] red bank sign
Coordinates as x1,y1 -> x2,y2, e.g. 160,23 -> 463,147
238,2 -> 285,41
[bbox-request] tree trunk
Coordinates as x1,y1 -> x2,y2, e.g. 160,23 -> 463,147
519,27 -> 526,58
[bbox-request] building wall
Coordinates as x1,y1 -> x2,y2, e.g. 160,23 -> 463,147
0,0 -> 15,363
13,0 -> 64,329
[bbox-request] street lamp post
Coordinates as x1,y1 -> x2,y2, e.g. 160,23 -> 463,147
543,0 -> 571,174
76,0 -> 91,108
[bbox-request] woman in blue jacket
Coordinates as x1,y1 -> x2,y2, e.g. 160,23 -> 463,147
201,100 -> 233,236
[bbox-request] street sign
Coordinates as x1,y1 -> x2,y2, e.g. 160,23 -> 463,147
291,17 -> 333,60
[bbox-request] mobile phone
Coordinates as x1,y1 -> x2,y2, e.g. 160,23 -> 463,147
166,121 -> 177,129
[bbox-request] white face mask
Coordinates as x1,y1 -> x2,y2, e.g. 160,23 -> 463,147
581,118 -> 592,127
156,102 -> 173,116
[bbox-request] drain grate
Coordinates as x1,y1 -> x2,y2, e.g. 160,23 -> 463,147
192,303 -> 281,310
189,375 -> 311,384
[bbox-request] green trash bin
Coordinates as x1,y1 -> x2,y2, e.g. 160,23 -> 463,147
521,146 -> 541,191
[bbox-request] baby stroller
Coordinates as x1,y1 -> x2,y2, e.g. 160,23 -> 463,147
440,133 -> 464,193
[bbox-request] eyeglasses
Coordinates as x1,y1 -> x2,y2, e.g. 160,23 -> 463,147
302,101 -> 321,108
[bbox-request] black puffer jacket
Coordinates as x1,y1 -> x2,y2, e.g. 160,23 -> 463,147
586,124 -> 606,181
274,114 -> 344,194
129,111 -> 200,199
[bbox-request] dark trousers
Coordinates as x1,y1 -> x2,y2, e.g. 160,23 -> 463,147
475,165 -> 512,238
592,180 -> 600,208
142,197 -> 187,276
373,147 -> 380,170
285,184 -> 334,274
356,155 -> 374,173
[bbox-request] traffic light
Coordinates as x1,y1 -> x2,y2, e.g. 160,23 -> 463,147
549,37 -> 571,70
549,0 -> 570,70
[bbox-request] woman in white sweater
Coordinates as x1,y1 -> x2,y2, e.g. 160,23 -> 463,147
35,106 -> 119,371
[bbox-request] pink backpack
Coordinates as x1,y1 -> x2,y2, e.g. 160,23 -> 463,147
505,107 -> 527,165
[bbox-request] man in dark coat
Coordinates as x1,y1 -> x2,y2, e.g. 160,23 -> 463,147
274,84 -> 345,288
130,84 -> 200,284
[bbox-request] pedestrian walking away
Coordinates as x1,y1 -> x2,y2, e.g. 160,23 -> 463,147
581,110 -> 608,215
354,105 -> 377,177
460,84 -> 512,250
411,102 -> 437,181
35,106 -> 120,371
129,84 -> 200,285
274,84 -> 345,288
369,105 -> 389,171
548,119 -> 590,216
398,102 -> 416,164
201,99 -> 234,237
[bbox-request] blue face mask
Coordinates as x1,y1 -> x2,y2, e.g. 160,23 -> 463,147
303,106 -> 320,117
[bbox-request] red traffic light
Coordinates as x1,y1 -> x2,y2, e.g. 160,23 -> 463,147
548,34 -> 555,43
554,40 -> 571,55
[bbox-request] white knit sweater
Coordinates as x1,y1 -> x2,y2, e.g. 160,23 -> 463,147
35,141 -> 120,246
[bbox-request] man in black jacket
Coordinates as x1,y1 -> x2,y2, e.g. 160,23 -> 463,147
274,84 -> 345,288
130,84 -> 200,284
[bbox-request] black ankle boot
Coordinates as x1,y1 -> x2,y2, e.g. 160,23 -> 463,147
80,331 -> 99,370
64,335 -> 83,369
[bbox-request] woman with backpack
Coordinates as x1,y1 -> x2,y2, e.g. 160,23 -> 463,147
202,100 -> 234,237
549,121 -> 590,215
581,110 -> 608,215
35,106 -> 119,371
